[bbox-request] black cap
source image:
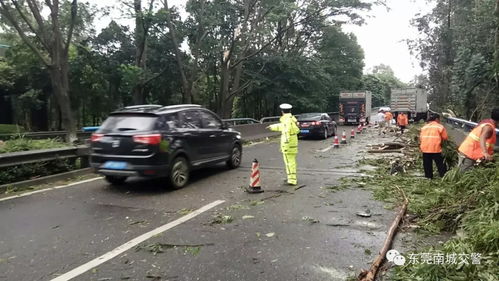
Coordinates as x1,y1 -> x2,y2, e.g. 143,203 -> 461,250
428,114 -> 440,122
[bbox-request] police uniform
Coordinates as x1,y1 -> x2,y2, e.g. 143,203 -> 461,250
268,104 -> 299,185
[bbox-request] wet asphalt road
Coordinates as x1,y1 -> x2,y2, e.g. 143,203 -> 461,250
0,126 -> 396,281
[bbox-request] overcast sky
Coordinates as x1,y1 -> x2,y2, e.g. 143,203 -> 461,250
93,0 -> 433,84
342,0 -> 434,83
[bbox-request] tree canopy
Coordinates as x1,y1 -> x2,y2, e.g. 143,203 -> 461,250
0,0 -> 390,131
410,0 -> 499,120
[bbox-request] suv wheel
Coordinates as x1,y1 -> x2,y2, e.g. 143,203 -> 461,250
169,156 -> 190,189
323,128 -> 328,139
227,145 -> 242,169
105,175 -> 127,185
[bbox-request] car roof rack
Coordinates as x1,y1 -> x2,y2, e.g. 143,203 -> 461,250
123,104 -> 163,110
114,105 -> 163,113
158,104 -> 202,111
112,104 -> 163,114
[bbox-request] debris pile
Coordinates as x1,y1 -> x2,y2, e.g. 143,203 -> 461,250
356,125 -> 498,280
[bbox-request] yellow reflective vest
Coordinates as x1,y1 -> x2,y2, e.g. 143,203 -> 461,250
269,113 -> 299,154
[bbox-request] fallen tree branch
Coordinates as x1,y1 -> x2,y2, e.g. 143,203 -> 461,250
293,184 -> 307,190
367,149 -> 403,153
357,187 -> 409,281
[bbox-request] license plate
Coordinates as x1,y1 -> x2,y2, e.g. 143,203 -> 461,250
348,119 -> 356,122
103,161 -> 127,170
300,130 -> 310,133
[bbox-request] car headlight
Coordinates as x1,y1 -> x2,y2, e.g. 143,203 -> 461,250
236,134 -> 241,139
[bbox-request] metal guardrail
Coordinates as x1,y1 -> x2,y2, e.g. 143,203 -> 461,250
0,131 -> 91,141
259,116 -> 281,123
1,112 -> 341,140
429,109 -> 499,148
0,146 -> 90,169
222,118 -> 260,126
0,123 -> 276,177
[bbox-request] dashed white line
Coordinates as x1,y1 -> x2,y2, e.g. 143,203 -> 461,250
50,200 -> 225,281
0,177 -> 103,202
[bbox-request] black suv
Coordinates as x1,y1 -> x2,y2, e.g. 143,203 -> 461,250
89,104 -> 242,189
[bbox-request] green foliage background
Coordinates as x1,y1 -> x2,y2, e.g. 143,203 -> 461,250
0,0 -> 405,130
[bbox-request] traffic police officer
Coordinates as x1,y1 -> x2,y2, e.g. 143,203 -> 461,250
267,103 -> 300,186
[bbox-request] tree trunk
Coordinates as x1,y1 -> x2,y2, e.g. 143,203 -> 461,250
222,62 -> 244,118
164,0 -> 192,104
218,56 -> 231,117
50,1 -> 76,142
133,84 -> 146,105
49,4 -> 77,142
133,0 -> 147,105
24,111 -> 31,132
48,62 -> 77,142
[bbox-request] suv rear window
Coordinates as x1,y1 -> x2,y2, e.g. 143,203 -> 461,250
98,114 -> 158,133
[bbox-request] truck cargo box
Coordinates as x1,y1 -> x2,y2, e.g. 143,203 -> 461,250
391,88 -> 427,121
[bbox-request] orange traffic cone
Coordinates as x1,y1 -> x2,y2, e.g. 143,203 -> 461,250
350,129 -> 355,139
340,130 -> 347,144
333,136 -> 340,148
357,124 -> 363,134
246,159 -> 264,193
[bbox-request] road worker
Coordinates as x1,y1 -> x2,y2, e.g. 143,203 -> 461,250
267,103 -> 300,186
377,109 -> 386,135
397,112 -> 409,134
458,108 -> 499,171
419,114 -> 448,179
384,110 -> 394,129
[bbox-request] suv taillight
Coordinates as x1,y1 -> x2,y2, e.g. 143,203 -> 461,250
91,133 -> 104,142
133,134 -> 161,145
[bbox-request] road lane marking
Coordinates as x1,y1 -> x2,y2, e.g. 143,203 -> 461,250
240,166 -> 360,174
0,177 -> 103,202
50,200 -> 225,281
318,145 -> 334,153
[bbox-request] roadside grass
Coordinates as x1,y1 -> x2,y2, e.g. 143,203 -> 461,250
0,159 -> 82,187
354,126 -> 499,280
0,124 -> 25,134
0,136 -> 68,153
0,136 -> 75,186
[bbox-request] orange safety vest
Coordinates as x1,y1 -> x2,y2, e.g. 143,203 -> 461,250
397,114 -> 408,126
384,112 -> 393,121
419,121 -> 448,153
458,122 -> 496,160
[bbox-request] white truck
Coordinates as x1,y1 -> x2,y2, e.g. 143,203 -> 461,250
338,91 -> 372,125
390,88 -> 428,122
